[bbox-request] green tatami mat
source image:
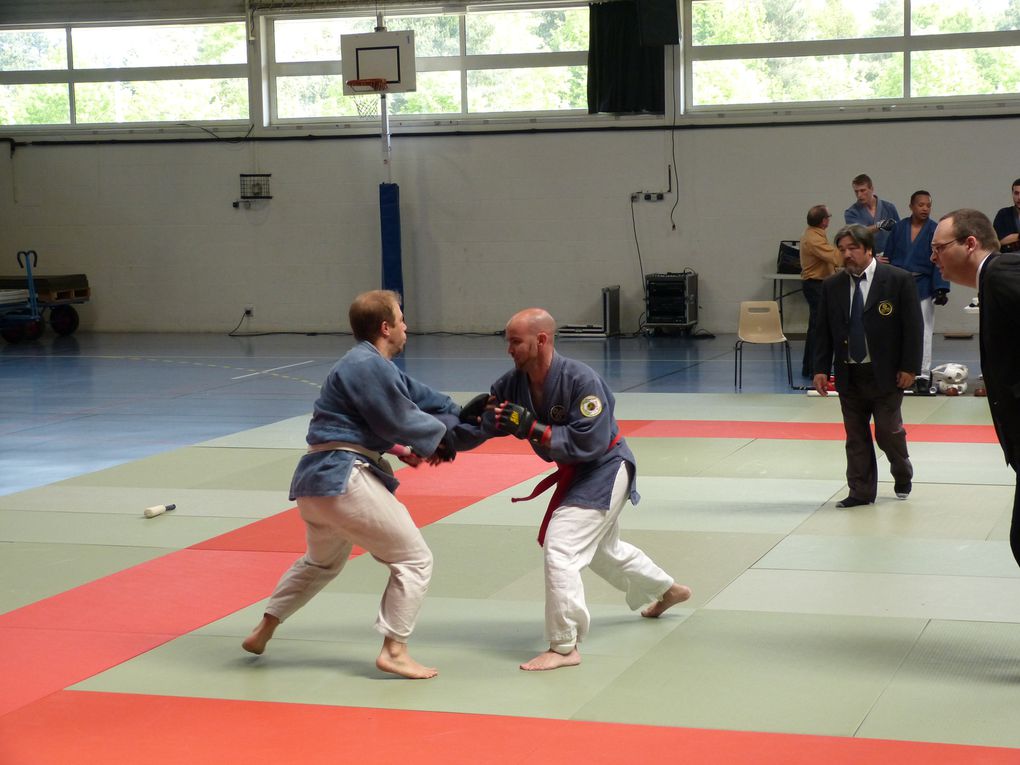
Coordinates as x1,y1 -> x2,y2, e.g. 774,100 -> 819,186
0,508 -> 254,549
796,482 -> 1013,540
0,486 -> 292,519
614,393 -> 821,422
627,437 -> 752,476
757,534 -> 1020,578
620,476 -> 844,533
488,528 -> 783,610
904,442 -> 1015,486
58,447 -> 304,490
698,438 -> 850,480
198,593 -> 689,659
573,609 -> 927,736
856,619 -> 1020,748
198,416 -> 309,449
0,542 -> 167,614
73,595 -> 660,722
706,568 -> 1020,622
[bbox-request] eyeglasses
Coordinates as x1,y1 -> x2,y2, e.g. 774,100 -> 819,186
931,238 -> 963,257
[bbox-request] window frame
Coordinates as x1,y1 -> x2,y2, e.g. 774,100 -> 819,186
261,6 -> 591,127
682,0 -> 1020,117
0,19 -> 250,129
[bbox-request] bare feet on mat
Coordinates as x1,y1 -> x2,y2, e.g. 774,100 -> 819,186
242,613 -> 280,655
376,637 -> 438,679
641,583 -> 692,618
520,648 -> 581,671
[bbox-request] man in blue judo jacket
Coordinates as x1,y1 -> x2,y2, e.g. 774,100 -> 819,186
467,308 -> 692,671
242,290 -> 459,679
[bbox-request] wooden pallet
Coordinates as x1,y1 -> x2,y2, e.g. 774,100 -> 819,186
34,286 -> 91,302
0,274 -> 90,304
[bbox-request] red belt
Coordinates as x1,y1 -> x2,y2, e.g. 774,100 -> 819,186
512,433 -> 621,547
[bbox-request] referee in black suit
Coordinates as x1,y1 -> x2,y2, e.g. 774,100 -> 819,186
813,224 -> 923,508
931,208 -> 1020,570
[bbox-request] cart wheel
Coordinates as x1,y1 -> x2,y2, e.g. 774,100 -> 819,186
49,305 -> 80,336
24,319 -> 44,341
2,325 -> 26,344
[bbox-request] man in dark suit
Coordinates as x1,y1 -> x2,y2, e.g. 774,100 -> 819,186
813,224 -> 923,508
931,208 -> 1020,569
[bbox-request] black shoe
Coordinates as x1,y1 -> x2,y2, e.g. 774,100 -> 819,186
894,482 -> 911,499
914,377 -> 935,396
836,496 -> 871,508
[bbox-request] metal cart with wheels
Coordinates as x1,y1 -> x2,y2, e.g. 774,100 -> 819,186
0,251 -> 90,343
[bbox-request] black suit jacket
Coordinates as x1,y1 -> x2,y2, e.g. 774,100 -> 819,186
813,262 -> 923,394
979,252 -> 1020,468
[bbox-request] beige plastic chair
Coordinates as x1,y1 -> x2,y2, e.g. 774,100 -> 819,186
734,300 -> 793,389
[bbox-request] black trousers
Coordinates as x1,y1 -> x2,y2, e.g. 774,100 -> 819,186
801,279 -> 823,377
838,363 -> 912,502
1011,475 -> 1020,569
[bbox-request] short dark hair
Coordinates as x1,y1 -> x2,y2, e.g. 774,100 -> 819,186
940,209 -> 999,251
349,289 -> 401,342
833,223 -> 874,252
806,204 -> 830,227
1012,178 -> 1020,189
909,190 -> 931,205
852,174 -> 873,188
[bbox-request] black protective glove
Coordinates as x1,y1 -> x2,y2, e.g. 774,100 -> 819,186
494,402 -> 550,446
432,429 -> 457,463
459,393 -> 492,424
876,218 -> 896,232
933,288 -> 949,306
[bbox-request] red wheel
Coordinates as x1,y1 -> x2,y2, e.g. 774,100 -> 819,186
24,319 -> 44,341
2,324 -> 26,343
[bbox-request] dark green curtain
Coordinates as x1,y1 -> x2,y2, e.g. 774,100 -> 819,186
587,1 -> 665,114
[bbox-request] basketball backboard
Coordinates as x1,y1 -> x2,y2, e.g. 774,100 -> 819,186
341,30 -> 416,96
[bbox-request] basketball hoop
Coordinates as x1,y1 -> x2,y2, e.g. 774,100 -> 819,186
346,78 -> 388,93
346,78 -> 387,118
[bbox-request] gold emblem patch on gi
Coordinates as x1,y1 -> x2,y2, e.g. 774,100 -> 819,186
579,395 -> 603,418
878,301 -> 893,316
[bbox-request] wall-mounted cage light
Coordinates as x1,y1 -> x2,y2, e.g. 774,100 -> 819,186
240,173 -> 272,199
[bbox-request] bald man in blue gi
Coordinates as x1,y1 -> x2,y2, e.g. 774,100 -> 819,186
469,308 -> 691,671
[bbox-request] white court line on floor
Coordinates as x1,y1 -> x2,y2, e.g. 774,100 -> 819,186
231,360 -> 316,380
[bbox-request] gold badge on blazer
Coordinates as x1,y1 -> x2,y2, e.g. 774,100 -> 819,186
878,301 -> 893,316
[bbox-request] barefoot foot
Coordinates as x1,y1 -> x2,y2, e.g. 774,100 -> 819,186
519,649 -> 581,671
641,583 -> 692,618
377,637 -> 438,679
242,613 -> 280,655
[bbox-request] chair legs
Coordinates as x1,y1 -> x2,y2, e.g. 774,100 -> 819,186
735,340 -> 794,390
734,340 -> 743,389
783,340 -> 793,388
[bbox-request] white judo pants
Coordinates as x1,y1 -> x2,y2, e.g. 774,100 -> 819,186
264,462 -> 432,643
920,296 -> 935,377
543,463 -> 674,653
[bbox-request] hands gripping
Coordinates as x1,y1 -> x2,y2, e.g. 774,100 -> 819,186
494,401 -> 551,446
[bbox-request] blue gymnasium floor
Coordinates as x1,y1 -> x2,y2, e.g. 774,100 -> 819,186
2,330 -> 1019,764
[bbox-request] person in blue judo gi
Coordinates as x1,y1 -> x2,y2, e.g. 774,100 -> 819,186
460,308 -> 692,671
242,290 -> 459,679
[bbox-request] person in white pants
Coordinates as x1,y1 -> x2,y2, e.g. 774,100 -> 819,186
461,308 -> 692,671
242,290 -> 459,679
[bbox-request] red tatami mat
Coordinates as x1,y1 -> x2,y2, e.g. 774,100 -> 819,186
192,452 -> 549,552
626,419 -> 999,443
0,550 -> 296,715
2,691 -> 1016,765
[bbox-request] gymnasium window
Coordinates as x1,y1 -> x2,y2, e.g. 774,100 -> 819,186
685,0 -> 1020,112
266,7 -> 589,123
0,22 -> 248,126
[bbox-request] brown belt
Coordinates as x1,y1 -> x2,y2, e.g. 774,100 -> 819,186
306,440 -> 394,477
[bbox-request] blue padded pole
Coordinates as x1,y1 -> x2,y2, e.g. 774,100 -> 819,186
379,182 -> 404,302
